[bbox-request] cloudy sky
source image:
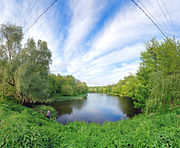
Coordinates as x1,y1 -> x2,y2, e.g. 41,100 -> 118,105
0,0 -> 180,86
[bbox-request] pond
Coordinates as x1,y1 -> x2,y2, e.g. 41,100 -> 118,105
48,93 -> 139,124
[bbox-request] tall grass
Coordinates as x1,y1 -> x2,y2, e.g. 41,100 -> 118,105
0,98 -> 179,147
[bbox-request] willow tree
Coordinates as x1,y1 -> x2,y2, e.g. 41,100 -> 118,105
0,24 -> 23,86
146,71 -> 180,112
0,24 -> 52,104
15,62 -> 49,103
0,24 -> 23,99
15,38 -> 52,103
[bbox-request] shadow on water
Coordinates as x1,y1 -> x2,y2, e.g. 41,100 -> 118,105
48,93 -> 139,124
48,99 -> 86,116
118,97 -> 140,118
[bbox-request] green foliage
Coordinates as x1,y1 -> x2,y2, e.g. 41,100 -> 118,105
48,74 -> 88,97
122,75 -> 139,97
0,24 -> 23,60
141,37 -> 180,112
15,38 -> 52,103
61,85 -> 73,96
133,84 -> 150,111
0,24 -> 23,99
0,24 -> 51,103
47,94 -> 87,102
0,99 -> 179,147
15,62 -> 49,103
33,105 -> 56,119
146,71 -> 180,112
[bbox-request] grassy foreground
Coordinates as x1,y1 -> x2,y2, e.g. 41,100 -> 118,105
0,98 -> 179,147
46,94 -> 88,102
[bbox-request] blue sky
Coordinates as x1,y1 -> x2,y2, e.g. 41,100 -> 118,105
0,0 -> 180,86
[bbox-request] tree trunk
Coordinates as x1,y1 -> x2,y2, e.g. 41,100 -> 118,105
21,98 -> 25,105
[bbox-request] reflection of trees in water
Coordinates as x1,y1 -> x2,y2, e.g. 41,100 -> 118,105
48,98 -> 86,116
71,99 -> 87,110
118,97 -> 139,118
55,106 -> 73,116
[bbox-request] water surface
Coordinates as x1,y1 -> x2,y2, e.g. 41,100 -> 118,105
48,93 -> 139,124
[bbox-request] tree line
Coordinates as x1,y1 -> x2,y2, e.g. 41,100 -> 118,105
0,24 -> 87,104
49,74 -> 88,96
89,38 -> 180,112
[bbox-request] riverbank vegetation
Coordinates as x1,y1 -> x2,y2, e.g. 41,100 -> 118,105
88,38 -> 180,112
49,74 -> 88,97
0,24 -> 87,104
46,94 -> 87,102
0,97 -> 179,147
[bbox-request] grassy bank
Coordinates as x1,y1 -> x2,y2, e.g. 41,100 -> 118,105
46,94 -> 87,102
0,98 -> 179,147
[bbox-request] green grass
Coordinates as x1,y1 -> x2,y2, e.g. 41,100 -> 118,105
47,93 -> 87,102
0,98 -> 179,147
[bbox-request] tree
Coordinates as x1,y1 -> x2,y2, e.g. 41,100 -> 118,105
121,75 -> 139,98
138,37 -> 180,112
0,24 -> 52,104
146,71 -> 180,112
0,24 -> 23,88
133,84 -> 149,111
61,85 -> 73,96
74,81 -> 88,95
48,74 -> 59,95
15,38 -> 52,103
82,82 -> 88,94
15,62 -> 49,103
48,74 -> 87,96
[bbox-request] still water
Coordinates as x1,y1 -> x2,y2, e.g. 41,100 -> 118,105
48,93 -> 139,124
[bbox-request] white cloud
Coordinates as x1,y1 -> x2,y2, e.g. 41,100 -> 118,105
0,0 -> 21,24
83,2 -> 156,62
86,61 -> 140,86
63,0 -> 106,61
64,0 -> 180,86
1,0 -> 180,86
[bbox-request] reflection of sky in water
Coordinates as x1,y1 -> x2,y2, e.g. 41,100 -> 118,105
53,93 -> 138,124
